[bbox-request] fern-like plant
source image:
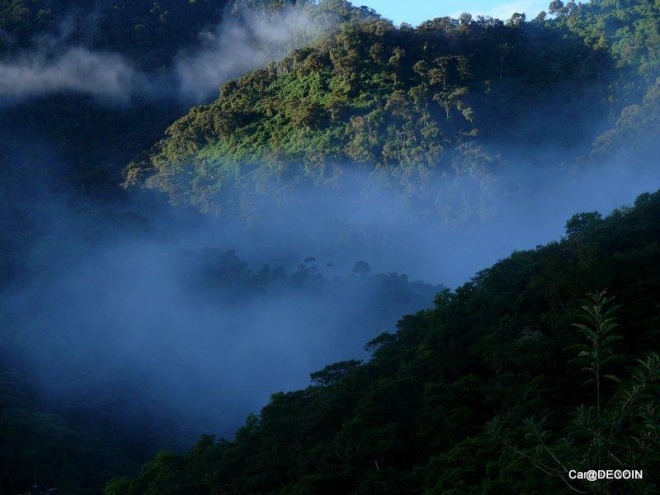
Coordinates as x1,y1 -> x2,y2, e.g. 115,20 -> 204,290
568,290 -> 622,418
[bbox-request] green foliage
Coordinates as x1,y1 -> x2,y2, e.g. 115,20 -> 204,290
565,212 -> 604,238
498,350 -> 659,495
133,8 -> 620,216
0,369 -> 143,495
568,290 -> 622,415
488,285 -> 659,494
103,436 -> 230,495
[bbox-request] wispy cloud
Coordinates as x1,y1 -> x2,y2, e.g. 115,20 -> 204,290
0,4 -> 337,105
175,5 -> 338,102
0,47 -> 138,103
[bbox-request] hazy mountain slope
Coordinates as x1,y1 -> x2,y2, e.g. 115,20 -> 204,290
107,190 -> 660,495
548,0 -> 660,159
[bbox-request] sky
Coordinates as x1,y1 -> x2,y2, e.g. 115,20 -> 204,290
356,0 -> 549,25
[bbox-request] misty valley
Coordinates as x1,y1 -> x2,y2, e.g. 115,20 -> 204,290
0,0 -> 659,494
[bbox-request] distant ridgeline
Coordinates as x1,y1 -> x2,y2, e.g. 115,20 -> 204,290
126,0 -> 659,216
104,191 -> 660,494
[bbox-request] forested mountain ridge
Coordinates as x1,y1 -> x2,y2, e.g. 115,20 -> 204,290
127,0 -> 659,215
0,0 -> 234,225
106,190 -> 660,495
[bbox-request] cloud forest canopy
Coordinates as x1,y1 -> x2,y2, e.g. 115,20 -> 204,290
127,0 -> 659,216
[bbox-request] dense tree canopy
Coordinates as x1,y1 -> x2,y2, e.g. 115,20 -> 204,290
131,10 -> 619,213
125,0 -> 658,217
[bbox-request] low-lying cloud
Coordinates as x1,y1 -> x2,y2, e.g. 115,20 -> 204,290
2,130 -> 658,443
0,47 -> 138,103
0,4 -> 337,104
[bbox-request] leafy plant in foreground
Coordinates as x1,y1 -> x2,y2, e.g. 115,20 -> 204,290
491,292 -> 659,494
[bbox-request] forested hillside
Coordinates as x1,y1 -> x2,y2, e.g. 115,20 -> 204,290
128,0 -> 659,217
0,0 -> 229,177
107,190 -> 660,495
0,0 -> 658,494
